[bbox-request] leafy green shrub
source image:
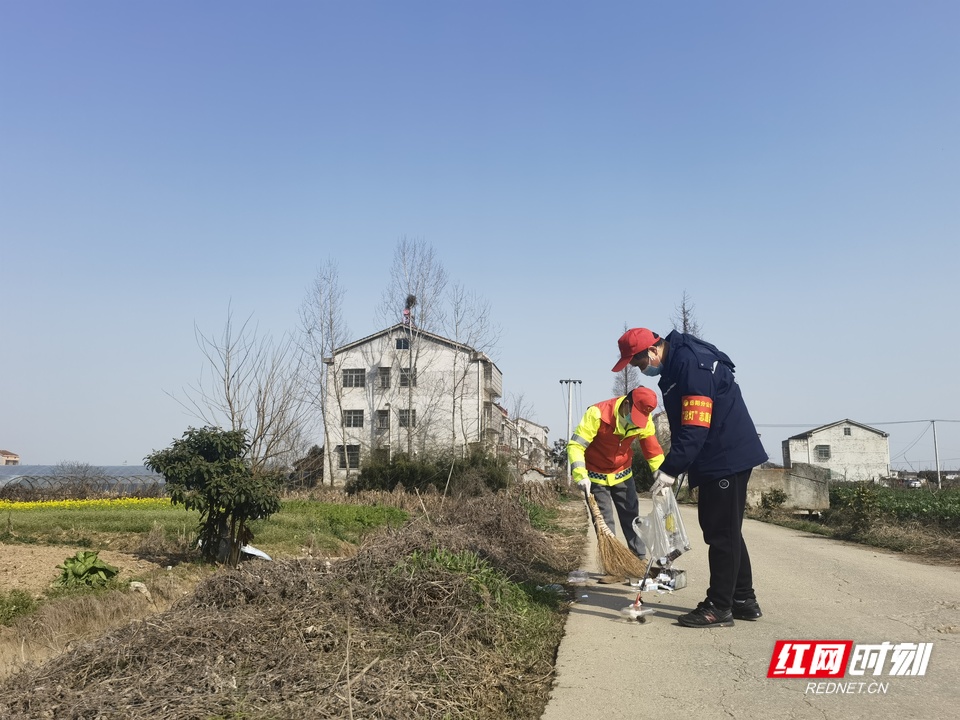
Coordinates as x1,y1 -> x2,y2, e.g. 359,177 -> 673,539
53,550 -> 120,589
145,426 -> 284,565
761,488 -> 788,511
829,483 -> 881,538
0,589 -> 38,625
347,449 -> 510,496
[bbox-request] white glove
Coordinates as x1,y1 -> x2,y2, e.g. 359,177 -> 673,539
650,470 -> 676,496
577,478 -> 592,495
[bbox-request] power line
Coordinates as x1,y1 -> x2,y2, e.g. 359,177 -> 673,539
890,424 -> 930,461
756,419 -> 960,428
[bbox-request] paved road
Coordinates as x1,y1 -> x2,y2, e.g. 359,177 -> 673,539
541,498 -> 960,720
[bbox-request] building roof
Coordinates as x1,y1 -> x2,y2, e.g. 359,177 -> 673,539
332,323 -> 500,370
786,419 -> 889,441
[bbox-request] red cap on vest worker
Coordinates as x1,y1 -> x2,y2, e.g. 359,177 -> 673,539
627,386 -> 658,428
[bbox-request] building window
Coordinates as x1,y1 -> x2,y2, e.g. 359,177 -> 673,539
343,410 -> 364,428
377,409 -> 390,431
336,445 -> 360,469
399,409 -> 417,428
396,337 -> 409,350
400,367 -> 417,387
843,427 -> 851,436
378,367 -> 391,388
815,444 -> 831,461
342,369 -> 365,388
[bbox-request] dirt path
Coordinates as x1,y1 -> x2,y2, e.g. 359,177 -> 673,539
1,542 -> 191,680
0,542 -> 166,597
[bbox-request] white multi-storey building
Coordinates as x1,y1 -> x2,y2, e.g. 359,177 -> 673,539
323,323 -> 504,484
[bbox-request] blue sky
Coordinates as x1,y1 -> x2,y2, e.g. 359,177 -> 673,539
2,1 -> 958,472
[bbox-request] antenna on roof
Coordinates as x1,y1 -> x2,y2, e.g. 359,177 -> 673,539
402,295 -> 417,326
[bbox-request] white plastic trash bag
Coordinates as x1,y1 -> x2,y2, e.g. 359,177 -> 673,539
633,488 -> 691,564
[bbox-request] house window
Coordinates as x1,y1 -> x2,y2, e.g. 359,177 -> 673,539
399,409 -> 417,428
815,445 -> 831,461
844,427 -> 851,436
336,445 -> 360,469
342,369 -> 365,388
400,367 -> 417,387
378,367 -> 391,388
377,409 -> 390,431
343,410 -> 364,428
396,337 -> 409,350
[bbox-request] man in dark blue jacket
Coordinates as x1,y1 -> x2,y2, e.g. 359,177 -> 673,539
613,327 -> 768,628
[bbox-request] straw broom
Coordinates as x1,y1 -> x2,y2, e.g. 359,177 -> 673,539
583,489 -> 649,580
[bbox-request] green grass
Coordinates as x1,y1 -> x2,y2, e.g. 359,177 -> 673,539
0,589 -> 38,626
1,501 -> 197,547
248,500 -> 408,554
520,498 -> 562,532
1,498 -> 409,559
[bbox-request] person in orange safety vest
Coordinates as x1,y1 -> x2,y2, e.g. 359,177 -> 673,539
566,386 -> 664,571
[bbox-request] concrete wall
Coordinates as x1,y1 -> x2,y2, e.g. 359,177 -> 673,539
748,464 -> 830,512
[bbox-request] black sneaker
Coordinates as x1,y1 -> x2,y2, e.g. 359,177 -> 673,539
678,600 -> 735,628
732,598 -> 762,620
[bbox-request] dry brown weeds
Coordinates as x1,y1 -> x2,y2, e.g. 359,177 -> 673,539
0,489 -> 586,720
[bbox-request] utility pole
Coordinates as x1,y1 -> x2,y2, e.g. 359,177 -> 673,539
559,379 -> 581,484
932,420 -> 942,490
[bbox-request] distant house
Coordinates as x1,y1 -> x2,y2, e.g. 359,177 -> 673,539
782,419 -> 890,482
514,417 -> 551,473
0,450 -> 20,466
323,323 -> 504,485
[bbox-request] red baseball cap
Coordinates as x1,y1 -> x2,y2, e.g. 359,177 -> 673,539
628,386 -> 658,427
612,328 -> 660,372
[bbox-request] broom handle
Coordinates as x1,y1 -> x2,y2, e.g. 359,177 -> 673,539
675,472 -> 687,496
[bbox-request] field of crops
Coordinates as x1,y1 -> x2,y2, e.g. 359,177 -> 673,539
829,484 -> 960,532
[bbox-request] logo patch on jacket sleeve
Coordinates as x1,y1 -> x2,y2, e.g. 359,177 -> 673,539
681,395 -> 713,428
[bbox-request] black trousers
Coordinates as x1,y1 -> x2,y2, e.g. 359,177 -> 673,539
696,469 -> 755,610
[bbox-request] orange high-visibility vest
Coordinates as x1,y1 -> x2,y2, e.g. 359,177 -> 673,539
567,396 -> 664,486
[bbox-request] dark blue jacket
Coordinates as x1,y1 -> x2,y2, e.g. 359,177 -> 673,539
657,331 -> 767,486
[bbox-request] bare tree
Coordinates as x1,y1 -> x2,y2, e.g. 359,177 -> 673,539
298,259 -> 351,485
445,283 -> 501,452
173,304 -> 308,473
505,391 -> 537,475
374,237 -> 452,456
54,461 -> 108,494
376,236 -> 448,333
672,291 -> 703,338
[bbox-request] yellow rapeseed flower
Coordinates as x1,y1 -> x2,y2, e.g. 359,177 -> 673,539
0,498 -> 171,511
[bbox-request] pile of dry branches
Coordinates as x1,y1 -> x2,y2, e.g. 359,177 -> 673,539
0,490 -> 581,720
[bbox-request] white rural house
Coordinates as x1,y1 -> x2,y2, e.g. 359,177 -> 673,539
323,323 -> 504,484
516,417 -> 550,467
782,419 -> 890,482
